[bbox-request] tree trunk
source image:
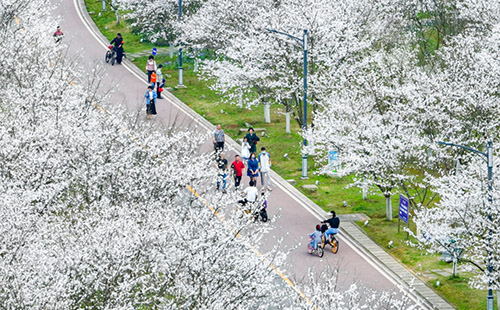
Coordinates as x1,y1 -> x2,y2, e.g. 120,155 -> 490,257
452,257 -> 457,277
264,103 -> 271,123
362,181 -> 368,200
285,112 -> 291,133
115,10 -> 120,26
238,90 -> 243,108
385,194 -> 392,221
194,58 -> 199,72
497,291 -> 500,310
169,43 -> 174,58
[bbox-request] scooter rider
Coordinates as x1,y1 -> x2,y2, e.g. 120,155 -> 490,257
322,210 -> 340,241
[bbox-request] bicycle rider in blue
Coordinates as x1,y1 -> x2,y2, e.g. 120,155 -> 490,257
309,225 -> 323,250
322,210 -> 340,240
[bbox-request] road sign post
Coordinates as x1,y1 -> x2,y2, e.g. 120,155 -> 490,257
398,194 -> 409,236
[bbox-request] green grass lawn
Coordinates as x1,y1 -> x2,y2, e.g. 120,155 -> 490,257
84,2 -> 492,308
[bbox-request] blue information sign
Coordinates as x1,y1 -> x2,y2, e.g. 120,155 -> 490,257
399,194 -> 409,223
152,47 -> 157,56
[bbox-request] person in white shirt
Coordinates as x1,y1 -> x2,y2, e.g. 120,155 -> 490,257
145,55 -> 157,83
239,180 -> 258,206
241,137 -> 251,162
258,147 -> 272,191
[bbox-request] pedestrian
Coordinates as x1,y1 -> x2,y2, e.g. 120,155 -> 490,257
157,78 -> 165,99
150,70 -> 157,89
145,55 -> 157,83
110,33 -> 124,64
216,154 -> 228,193
258,147 -> 272,191
244,127 -> 260,154
144,85 -> 157,119
241,137 -> 251,162
231,155 -> 245,189
156,65 -> 163,98
247,152 -> 259,185
213,124 -> 225,153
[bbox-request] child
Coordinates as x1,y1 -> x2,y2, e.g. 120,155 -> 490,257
157,78 -> 165,99
241,137 -> 251,162
309,225 -> 322,251
156,65 -> 163,98
150,71 -> 157,90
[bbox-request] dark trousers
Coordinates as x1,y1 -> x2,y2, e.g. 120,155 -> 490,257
157,82 -> 162,98
234,175 -> 242,188
115,47 -> 123,64
214,141 -> 224,152
147,70 -> 154,83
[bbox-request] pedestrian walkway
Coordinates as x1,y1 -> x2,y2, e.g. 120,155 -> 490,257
342,222 -> 455,309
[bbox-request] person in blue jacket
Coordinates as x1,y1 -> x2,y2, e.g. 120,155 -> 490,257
247,152 -> 259,185
309,225 -> 323,251
144,85 -> 157,119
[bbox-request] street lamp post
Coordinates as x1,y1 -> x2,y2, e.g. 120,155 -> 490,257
265,28 -> 308,178
438,141 -> 494,310
177,0 -> 185,87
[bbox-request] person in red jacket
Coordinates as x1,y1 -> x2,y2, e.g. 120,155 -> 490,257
231,155 -> 245,189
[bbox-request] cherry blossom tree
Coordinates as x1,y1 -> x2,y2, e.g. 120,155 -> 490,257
114,0 -> 203,43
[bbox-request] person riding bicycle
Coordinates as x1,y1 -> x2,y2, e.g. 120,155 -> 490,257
110,33 -> 124,64
322,210 -> 340,241
309,224 -> 323,251
53,26 -> 64,43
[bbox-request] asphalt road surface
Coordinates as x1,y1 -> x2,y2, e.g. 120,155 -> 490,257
51,0 -> 419,305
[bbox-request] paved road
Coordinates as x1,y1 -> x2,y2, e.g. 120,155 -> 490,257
53,0 -> 417,304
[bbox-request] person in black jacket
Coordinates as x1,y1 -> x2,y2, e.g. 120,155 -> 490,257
110,33 -> 124,64
322,210 -> 340,240
244,128 -> 260,153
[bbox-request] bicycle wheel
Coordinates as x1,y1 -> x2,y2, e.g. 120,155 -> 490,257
318,247 -> 324,258
331,239 -> 339,254
105,51 -> 111,63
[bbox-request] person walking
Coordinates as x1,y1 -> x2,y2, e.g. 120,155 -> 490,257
144,85 -> 157,119
145,55 -> 157,83
231,155 -> 245,189
150,70 -> 157,89
258,147 -> 272,191
213,124 -> 225,153
241,137 -> 251,162
244,128 -> 260,154
110,33 -> 124,64
247,152 -> 259,185
156,64 -> 163,98
216,154 -> 228,193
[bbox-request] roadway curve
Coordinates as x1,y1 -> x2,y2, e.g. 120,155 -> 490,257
52,0 -> 422,306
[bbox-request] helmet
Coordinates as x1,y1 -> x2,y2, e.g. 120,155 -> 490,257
316,224 -> 321,230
